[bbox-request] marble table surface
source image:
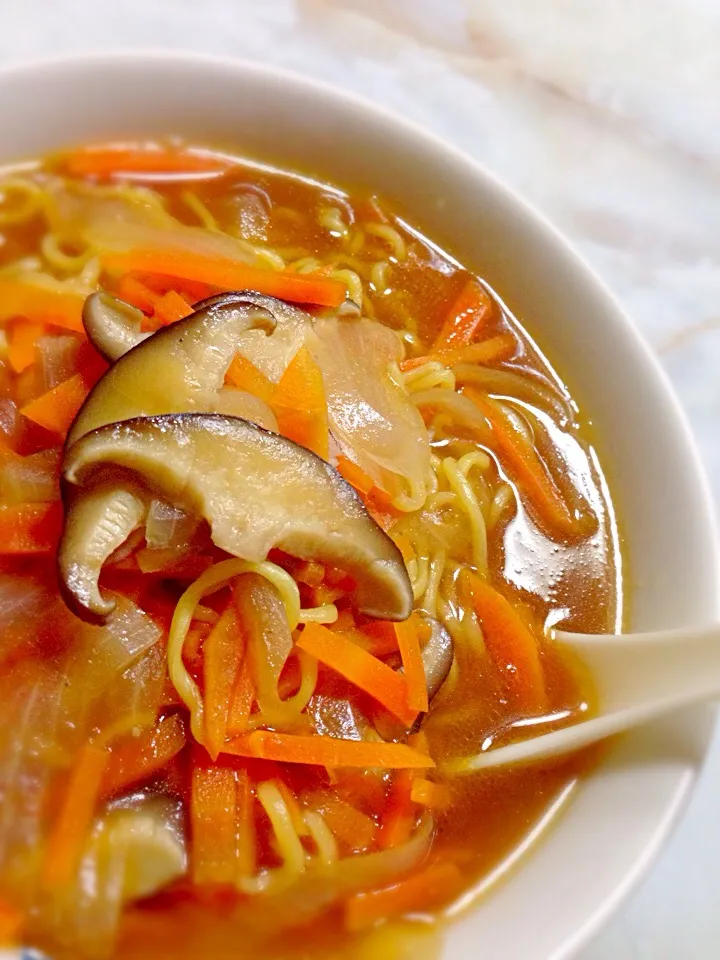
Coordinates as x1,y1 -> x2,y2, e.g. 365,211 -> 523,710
1,1 -> 719,957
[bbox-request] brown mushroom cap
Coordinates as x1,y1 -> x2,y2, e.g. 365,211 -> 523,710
63,413 -> 413,621
68,291 -> 283,446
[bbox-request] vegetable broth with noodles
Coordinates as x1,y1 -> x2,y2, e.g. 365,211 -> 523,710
0,141 -> 621,960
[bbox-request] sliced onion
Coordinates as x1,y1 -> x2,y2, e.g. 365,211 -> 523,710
37,334 -> 83,391
453,363 -> 574,424
0,447 -> 61,502
308,317 -> 431,503
235,299 -> 310,383
145,499 -> 198,550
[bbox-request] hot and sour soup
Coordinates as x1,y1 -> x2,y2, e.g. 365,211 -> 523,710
0,142 -> 621,959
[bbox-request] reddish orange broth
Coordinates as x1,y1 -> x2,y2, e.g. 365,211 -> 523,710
0,142 -> 621,960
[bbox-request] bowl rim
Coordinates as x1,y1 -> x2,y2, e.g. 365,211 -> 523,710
0,48 -> 717,960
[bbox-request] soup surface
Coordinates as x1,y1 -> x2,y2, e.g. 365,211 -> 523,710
0,142 -> 621,960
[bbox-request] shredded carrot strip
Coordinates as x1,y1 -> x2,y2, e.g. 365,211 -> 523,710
0,279 -> 85,333
345,861 -> 463,930
0,896 -> 22,945
335,458 -> 399,530
0,502 -> 62,554
101,250 -> 346,308
378,768 -> 416,850
395,615 -> 429,714
310,794 -> 376,851
223,731 -> 433,770
20,373 -> 89,436
431,279 -> 493,354
464,387 -> 576,536
42,744 -> 109,887
115,273 -> 160,315
236,769 -> 256,879
400,333 -> 515,372
410,778 -> 452,810
225,353 -> 276,405
294,559 -> 325,588
63,144 -> 232,179
7,320 -> 45,373
191,762 -> 239,885
154,289 -> 193,326
204,606 -> 245,760
297,623 -> 416,726
101,714 -> 186,797
358,620 -> 400,658
336,456 -> 375,495
460,570 -> 547,713
227,652 -> 255,736
272,346 -> 329,459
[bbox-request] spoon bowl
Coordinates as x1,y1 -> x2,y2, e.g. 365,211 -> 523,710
444,624 -> 720,773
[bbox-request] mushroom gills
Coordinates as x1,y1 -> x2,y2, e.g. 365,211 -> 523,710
59,482 -> 148,622
63,413 -> 413,622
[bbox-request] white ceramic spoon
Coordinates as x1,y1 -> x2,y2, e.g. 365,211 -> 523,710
443,624 -> 720,774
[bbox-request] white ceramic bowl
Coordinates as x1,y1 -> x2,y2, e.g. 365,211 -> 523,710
0,52 -> 716,960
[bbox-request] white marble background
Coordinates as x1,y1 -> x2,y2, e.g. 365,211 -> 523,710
1,0 -> 719,957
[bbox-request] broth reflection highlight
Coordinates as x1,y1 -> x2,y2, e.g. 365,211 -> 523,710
0,141 -> 621,960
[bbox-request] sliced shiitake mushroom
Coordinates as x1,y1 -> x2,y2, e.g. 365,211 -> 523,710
102,796 -> 187,902
417,614 -> 454,701
83,292 -> 150,362
63,413 -> 413,622
58,480 -> 148,620
68,290 -> 284,445
62,291 -> 289,620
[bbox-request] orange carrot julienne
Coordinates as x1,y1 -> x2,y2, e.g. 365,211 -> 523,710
191,762 -> 239,886
223,731 -> 433,770
225,353 -> 275,405
378,768 -> 416,850
19,373 -> 89,437
0,896 -> 22,944
227,651 -> 255,736
0,502 -> 62,554
297,622 -> 417,726
410,778 -> 452,810
154,289 -> 193,326
101,714 -> 186,798
395,615 -> 429,714
358,619 -> 400,658
7,320 -> 45,373
115,273 -> 161,316
0,279 -> 85,333
203,606 -> 245,760
101,250 -> 346,308
460,569 -> 547,713
336,456 -> 375,495
310,794 -> 376,851
400,333 -> 516,372
42,744 -> 109,887
63,144 -> 232,179
464,386 -> 576,536
431,279 -> 493,354
272,346 -> 329,459
294,559 -> 325,588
